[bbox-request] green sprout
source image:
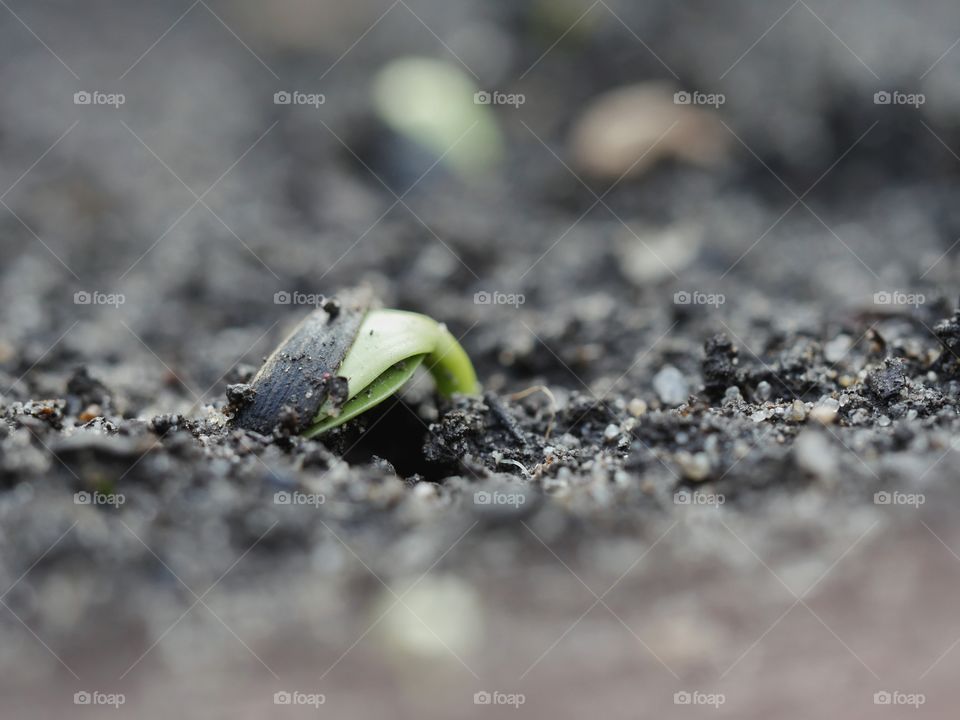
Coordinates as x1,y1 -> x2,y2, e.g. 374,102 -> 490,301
372,56 -> 503,179
304,309 -> 478,436
231,289 -> 479,437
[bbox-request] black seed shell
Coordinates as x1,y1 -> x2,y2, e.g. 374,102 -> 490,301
231,287 -> 371,434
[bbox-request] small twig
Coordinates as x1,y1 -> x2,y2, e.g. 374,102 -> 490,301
496,457 -> 531,478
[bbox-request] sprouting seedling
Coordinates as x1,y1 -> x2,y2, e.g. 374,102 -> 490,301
231,287 -> 479,436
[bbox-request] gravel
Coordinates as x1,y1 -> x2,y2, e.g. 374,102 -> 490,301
4,1 -> 960,718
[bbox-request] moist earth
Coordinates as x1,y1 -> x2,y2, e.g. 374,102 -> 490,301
2,2 -> 960,718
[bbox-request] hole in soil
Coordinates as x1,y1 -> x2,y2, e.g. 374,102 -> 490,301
339,399 -> 459,481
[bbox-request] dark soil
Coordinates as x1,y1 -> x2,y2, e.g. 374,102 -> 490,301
3,2 -> 960,718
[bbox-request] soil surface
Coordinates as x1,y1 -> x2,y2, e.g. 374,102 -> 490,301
2,2 -> 960,718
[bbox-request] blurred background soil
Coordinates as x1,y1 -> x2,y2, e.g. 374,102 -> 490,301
3,1 -> 960,717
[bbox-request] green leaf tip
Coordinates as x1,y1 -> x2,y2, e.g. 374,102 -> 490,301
305,309 -> 480,436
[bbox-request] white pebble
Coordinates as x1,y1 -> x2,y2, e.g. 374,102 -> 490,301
790,400 -> 807,422
756,381 -> 772,401
823,335 -> 852,363
653,365 -> 688,407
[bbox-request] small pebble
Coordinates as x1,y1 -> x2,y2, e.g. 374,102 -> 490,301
653,365 -> 688,407
751,410 -> 768,423
676,451 -> 710,481
413,482 -> 440,500
820,397 -> 840,411
723,386 -> 742,404
823,335 -> 852,363
755,381 -> 771,401
809,402 -> 838,425
789,400 -> 807,422
603,423 -> 621,442
627,398 -> 648,417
